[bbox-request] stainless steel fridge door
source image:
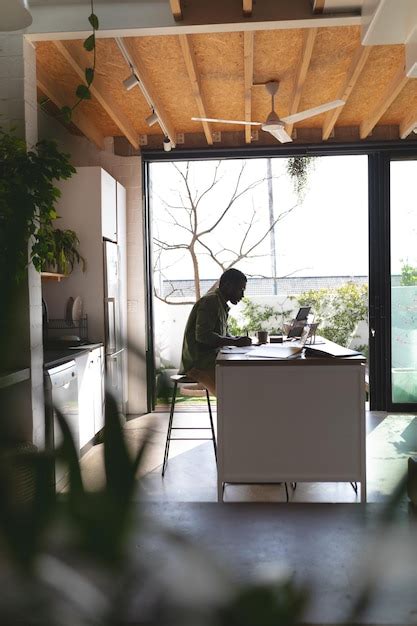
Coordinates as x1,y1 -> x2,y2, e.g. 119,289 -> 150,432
103,240 -> 122,354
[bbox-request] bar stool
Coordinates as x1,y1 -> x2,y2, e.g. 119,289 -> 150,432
162,374 -> 217,476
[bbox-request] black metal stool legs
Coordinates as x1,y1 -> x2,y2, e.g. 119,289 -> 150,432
162,377 -> 217,476
206,389 -> 217,462
162,381 -> 177,477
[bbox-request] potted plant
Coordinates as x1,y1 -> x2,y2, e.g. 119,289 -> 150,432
0,127 -> 76,282
41,227 -> 86,275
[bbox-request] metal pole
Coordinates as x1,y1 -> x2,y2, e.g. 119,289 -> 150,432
267,158 -> 277,294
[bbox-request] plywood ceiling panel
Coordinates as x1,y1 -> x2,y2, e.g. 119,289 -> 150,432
190,32 -> 244,132
63,38 -> 152,135
337,45 -> 404,126
126,35 -> 196,134
253,29 -> 303,123
296,25 -> 361,128
379,79 -> 417,125
36,41 -> 120,135
35,23 -> 417,149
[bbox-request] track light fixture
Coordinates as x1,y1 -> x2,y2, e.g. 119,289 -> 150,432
146,111 -> 159,127
123,73 -> 140,91
163,136 -> 172,152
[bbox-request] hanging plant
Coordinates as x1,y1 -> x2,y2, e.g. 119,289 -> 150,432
41,0 -> 99,124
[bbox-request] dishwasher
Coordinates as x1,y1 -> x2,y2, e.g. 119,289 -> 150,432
44,360 -> 79,488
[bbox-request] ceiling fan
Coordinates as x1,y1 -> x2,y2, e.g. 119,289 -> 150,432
192,81 -> 345,143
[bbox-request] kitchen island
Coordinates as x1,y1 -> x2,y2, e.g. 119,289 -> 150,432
216,340 -> 367,503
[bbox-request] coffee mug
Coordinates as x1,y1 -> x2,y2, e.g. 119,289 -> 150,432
257,330 -> 268,344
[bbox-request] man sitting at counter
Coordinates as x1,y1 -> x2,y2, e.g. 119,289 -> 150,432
179,268 -> 252,396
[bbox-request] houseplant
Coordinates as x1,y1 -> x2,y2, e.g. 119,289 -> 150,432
41,226 -> 86,275
0,127 -> 76,282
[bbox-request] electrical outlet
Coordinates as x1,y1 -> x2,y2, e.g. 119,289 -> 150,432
176,132 -> 185,144
139,134 -> 148,146
251,129 -> 259,141
212,131 -> 221,142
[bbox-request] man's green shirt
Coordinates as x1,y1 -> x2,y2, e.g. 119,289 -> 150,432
179,288 -> 229,373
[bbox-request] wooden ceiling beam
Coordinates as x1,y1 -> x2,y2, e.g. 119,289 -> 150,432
322,45 -> 371,140
243,0 -> 253,17
360,64 -> 409,139
53,40 -> 139,149
311,0 -> 326,13
37,64 -> 105,150
179,34 -> 212,145
285,28 -> 318,137
120,37 -> 177,146
400,110 -> 417,139
244,31 -> 254,144
169,0 -> 182,21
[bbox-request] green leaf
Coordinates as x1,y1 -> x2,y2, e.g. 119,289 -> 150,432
76,84 -> 91,100
83,34 -> 95,51
60,105 -> 72,123
88,13 -> 99,29
85,67 -> 94,85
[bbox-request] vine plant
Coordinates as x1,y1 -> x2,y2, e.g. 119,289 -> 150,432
42,1 -> 99,124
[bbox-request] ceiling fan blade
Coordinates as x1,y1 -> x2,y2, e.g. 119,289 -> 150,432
281,99 -> 345,125
192,117 -> 262,126
267,128 -> 293,143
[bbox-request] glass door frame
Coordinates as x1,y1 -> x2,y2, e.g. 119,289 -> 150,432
143,142 -> 417,413
368,150 -> 417,411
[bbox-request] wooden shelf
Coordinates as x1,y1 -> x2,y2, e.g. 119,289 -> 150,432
41,272 -> 67,282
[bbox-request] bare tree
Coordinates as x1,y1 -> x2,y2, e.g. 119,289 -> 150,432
153,157 -> 313,304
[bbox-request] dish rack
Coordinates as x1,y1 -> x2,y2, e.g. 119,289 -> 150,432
44,316 -> 88,343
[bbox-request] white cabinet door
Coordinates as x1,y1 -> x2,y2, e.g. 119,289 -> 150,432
76,353 -> 95,449
101,170 -> 117,241
92,347 -> 105,434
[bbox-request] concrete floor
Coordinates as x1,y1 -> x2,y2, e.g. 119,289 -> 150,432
77,409 -> 417,625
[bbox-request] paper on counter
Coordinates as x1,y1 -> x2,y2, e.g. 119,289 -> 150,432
220,346 -> 256,354
248,344 -> 302,359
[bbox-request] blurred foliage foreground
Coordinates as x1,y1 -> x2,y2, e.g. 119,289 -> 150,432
0,390 -> 308,626
1,386 -> 416,625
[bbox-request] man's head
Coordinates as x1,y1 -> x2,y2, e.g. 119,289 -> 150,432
219,268 -> 247,305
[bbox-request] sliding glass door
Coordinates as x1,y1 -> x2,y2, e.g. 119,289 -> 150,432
390,159 -> 417,408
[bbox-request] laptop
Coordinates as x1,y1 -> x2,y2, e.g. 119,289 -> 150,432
286,306 -> 311,338
295,306 -> 311,321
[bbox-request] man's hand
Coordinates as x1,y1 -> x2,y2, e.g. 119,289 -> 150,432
235,335 -> 252,347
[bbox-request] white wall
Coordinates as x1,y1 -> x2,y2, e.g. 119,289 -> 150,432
38,110 -> 147,416
0,33 -> 44,447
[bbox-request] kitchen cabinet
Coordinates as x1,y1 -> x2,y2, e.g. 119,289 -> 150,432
101,169 -> 117,242
76,346 -> 104,450
42,167 -> 127,418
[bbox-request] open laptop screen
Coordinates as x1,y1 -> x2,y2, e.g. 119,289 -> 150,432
295,306 -> 311,321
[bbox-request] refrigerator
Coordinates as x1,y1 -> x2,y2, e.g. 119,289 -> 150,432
104,240 -> 125,414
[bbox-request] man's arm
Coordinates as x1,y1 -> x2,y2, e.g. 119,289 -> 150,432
195,300 -> 251,348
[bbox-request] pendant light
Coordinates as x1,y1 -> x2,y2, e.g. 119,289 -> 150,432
1,0 -> 33,32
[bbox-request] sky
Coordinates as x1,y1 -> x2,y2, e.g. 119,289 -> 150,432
391,160 -> 417,274
149,153 -> 400,283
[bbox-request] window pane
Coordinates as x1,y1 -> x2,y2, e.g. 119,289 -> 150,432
390,161 -> 417,403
